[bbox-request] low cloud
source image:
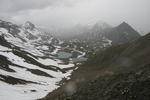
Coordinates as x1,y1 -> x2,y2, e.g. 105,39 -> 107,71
0,0 -> 61,12
0,0 -> 149,34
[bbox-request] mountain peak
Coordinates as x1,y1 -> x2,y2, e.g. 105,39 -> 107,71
118,21 -> 131,28
23,21 -> 35,30
0,20 -> 14,26
94,21 -> 111,29
91,21 -> 111,33
122,21 -> 128,25
116,22 -> 139,34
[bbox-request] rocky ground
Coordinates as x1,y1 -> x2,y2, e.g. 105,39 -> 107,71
42,63 -> 150,100
42,33 -> 150,100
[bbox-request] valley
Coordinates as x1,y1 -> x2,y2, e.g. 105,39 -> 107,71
0,19 -> 149,100
0,20 -> 87,100
0,0 -> 149,100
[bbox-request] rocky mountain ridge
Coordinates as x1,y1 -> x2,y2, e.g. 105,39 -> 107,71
0,19 -> 142,100
0,20 -> 86,100
61,21 -> 141,51
42,32 -> 149,100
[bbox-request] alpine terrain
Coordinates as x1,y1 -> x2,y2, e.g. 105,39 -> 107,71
0,0 -> 149,100
0,20 -> 86,100
0,19 -> 149,100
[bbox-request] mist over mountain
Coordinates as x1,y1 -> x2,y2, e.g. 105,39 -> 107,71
42,31 -> 150,100
0,19 -> 144,100
0,0 -> 150,34
54,21 -> 140,51
0,0 -> 149,100
0,20 -> 87,100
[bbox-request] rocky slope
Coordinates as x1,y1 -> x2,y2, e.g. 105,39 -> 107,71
104,22 -> 141,44
0,20 -> 86,100
61,22 -> 140,51
42,33 -> 149,100
0,20 -> 142,100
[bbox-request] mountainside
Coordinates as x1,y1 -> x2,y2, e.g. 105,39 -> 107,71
104,22 -> 141,44
63,22 -> 140,51
42,33 -> 150,100
0,20 -> 143,100
0,20 -> 86,100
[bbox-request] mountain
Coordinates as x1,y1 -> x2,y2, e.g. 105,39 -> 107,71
42,33 -> 150,100
0,19 -> 143,100
22,21 -> 35,30
104,22 -> 141,44
0,20 -> 86,100
61,21 -> 140,51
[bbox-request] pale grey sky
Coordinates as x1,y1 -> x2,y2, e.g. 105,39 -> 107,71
0,0 -> 149,34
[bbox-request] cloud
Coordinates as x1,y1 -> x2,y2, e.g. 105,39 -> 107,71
0,0 -> 59,12
0,0 -> 85,13
0,0 -> 149,34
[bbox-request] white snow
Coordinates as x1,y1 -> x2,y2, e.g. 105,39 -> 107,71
58,64 -> 74,69
77,52 -> 86,58
0,79 -> 59,100
0,49 -> 75,100
102,36 -> 112,47
38,46 -> 49,51
37,58 -> 58,66
0,45 -> 11,51
0,21 -> 78,100
0,61 -> 74,100
51,46 -> 61,55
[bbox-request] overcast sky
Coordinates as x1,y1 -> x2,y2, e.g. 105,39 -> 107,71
0,0 -> 149,34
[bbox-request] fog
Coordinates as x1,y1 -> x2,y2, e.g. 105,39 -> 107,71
0,0 -> 149,34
